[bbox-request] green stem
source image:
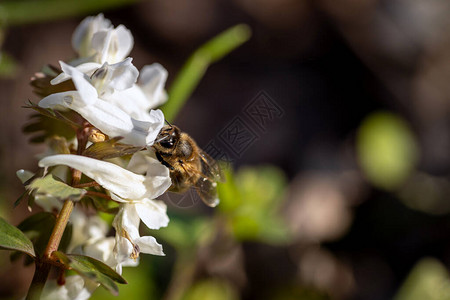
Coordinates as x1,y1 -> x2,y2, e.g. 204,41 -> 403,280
25,189 -> 76,299
26,128 -> 86,298
42,200 -> 74,260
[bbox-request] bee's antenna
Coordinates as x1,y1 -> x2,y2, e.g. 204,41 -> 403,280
155,135 -> 169,143
165,119 -> 173,128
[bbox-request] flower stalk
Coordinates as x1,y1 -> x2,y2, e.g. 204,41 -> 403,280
26,189 -> 76,299
26,130 -> 85,299
42,199 -> 74,260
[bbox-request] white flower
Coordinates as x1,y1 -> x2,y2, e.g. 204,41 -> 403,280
112,200 -> 168,264
67,209 -> 137,274
51,14 -> 169,124
39,61 -> 164,146
68,209 -> 109,253
40,275 -> 97,300
52,61 -> 168,119
72,14 -> 133,64
38,154 -> 171,201
37,153 -> 171,262
105,63 -> 169,119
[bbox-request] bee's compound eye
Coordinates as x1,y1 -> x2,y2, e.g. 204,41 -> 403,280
160,139 -> 174,149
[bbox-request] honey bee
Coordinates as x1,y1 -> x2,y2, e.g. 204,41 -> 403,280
153,124 -> 223,207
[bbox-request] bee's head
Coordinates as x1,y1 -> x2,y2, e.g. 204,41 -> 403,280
154,125 -> 181,153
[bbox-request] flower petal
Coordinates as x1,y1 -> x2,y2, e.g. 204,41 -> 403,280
38,155 -> 148,200
60,61 -> 98,107
112,204 -> 141,263
112,25 -> 134,62
113,204 -> 140,240
41,275 -> 95,300
126,151 -> 150,175
139,63 -> 168,108
38,91 -> 80,111
92,25 -> 133,64
72,14 -> 111,58
135,236 -> 164,256
82,237 -> 116,268
142,154 -> 172,198
39,89 -> 165,147
104,84 -> 150,120
92,58 -> 138,96
51,62 -> 101,85
127,151 -> 171,198
16,169 -> 34,183
135,199 -> 169,230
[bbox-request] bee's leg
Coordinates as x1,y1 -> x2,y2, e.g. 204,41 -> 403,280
156,152 -> 175,170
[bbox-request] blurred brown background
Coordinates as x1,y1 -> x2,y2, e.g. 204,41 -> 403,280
3,0 -> 450,299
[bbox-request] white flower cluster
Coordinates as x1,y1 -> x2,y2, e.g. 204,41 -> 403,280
30,14 -> 172,299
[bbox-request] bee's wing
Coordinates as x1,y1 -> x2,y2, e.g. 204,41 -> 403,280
199,151 -> 224,182
190,151 -> 222,207
194,177 -> 219,207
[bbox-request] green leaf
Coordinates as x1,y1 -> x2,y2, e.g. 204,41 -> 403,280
182,279 -> 239,300
82,137 -> 143,160
18,212 -> 55,257
82,195 -> 119,215
54,252 -> 127,296
23,101 -> 80,143
394,258 -> 450,300
216,167 -> 241,213
0,52 -> 19,78
357,111 -> 418,190
25,101 -> 81,128
16,212 -> 71,259
90,265 -> 157,300
162,24 -> 251,121
30,65 -> 74,97
0,216 -> 35,257
155,217 -> 210,250
28,174 -> 87,201
217,166 -> 290,244
13,191 -> 28,208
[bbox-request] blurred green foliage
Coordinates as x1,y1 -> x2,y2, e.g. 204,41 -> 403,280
182,279 -> 239,300
218,165 -> 290,244
357,111 -> 418,190
0,0 -> 139,26
394,258 -> 450,300
268,285 -> 329,300
91,264 -> 158,299
0,52 -> 18,78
